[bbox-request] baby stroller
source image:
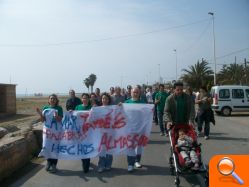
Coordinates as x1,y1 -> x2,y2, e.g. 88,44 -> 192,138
168,124 -> 208,187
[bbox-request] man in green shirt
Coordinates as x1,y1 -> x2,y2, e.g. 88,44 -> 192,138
125,86 -> 146,172
164,82 -> 195,129
155,84 -> 169,136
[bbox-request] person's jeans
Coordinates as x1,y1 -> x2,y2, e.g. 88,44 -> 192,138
47,158 -> 58,166
127,156 -> 136,166
154,104 -> 158,124
81,158 -> 90,172
197,111 -> 210,136
127,146 -> 143,165
157,110 -> 167,134
98,154 -> 113,168
135,154 -> 141,163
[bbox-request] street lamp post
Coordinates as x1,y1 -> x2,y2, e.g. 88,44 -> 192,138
173,49 -> 177,80
120,76 -> 123,88
149,71 -> 151,85
208,12 -> 217,85
158,64 -> 161,83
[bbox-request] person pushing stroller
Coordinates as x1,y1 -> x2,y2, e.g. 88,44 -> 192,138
164,81 -> 195,129
164,82 -> 208,186
176,129 -> 199,170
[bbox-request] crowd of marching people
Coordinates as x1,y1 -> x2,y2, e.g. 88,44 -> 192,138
37,82 -> 213,174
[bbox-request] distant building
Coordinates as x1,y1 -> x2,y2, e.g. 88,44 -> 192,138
0,83 -> 16,116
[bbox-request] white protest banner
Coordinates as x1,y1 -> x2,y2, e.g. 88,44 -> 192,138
39,104 -> 154,159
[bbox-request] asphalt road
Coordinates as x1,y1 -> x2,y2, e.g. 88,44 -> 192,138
2,113 -> 249,187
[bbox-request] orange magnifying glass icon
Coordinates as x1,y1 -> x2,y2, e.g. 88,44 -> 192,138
217,157 -> 244,185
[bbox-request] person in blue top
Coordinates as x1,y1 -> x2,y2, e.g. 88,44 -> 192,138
125,85 -> 146,172
36,94 -> 63,173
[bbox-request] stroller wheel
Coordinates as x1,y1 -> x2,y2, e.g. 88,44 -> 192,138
204,171 -> 209,186
170,167 -> 175,175
205,177 -> 209,187
169,157 -> 174,164
175,176 -> 180,186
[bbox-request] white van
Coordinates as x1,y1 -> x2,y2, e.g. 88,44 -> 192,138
210,85 -> 249,116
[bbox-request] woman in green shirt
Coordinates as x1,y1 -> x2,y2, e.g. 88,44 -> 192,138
97,92 -> 113,173
36,94 -> 63,173
75,93 -> 91,173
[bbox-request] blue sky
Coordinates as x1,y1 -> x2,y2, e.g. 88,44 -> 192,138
0,0 -> 248,94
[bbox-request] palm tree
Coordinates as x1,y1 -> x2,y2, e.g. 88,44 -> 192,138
88,74 -> 97,93
218,63 -> 244,85
182,59 -> 213,90
244,63 -> 249,85
84,78 -> 90,93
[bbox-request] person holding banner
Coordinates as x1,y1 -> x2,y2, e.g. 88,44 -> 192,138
66,89 -> 82,111
125,85 -> 146,172
75,93 -> 92,173
125,85 -> 132,100
164,82 -> 195,129
36,94 -> 63,173
97,92 -> 114,173
90,93 -> 100,106
111,86 -> 126,105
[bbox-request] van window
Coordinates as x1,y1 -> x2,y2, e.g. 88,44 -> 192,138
219,89 -> 230,98
232,89 -> 244,99
246,89 -> 249,99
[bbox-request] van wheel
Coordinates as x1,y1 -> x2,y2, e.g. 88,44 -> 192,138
221,107 -> 231,116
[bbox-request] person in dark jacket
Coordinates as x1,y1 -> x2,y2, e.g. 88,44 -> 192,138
66,89 -> 82,111
195,86 -> 213,140
164,82 -> 195,129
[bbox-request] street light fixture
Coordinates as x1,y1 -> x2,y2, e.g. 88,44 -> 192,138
173,49 -> 177,80
158,64 -> 161,83
208,12 -> 217,85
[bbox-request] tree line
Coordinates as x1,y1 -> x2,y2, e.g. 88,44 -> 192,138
181,58 -> 249,90
82,57 -> 248,93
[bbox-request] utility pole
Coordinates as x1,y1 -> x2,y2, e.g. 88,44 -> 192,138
208,12 -> 217,85
173,49 -> 177,81
158,64 -> 161,83
245,58 -> 249,85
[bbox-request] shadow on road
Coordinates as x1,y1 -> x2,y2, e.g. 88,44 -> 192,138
224,113 -> 249,117
54,164 -> 170,183
209,132 -> 249,142
148,139 -> 169,144
0,162 -> 44,187
185,173 -> 207,187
